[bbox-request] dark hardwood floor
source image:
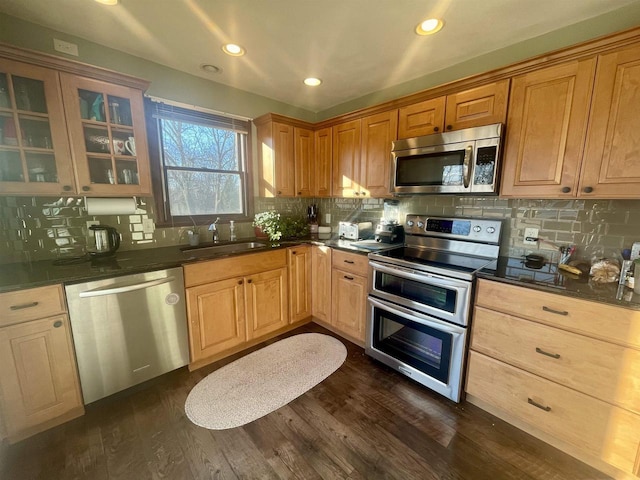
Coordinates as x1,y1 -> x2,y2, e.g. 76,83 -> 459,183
0,323 -> 611,480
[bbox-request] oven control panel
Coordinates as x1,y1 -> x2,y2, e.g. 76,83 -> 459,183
404,215 -> 502,244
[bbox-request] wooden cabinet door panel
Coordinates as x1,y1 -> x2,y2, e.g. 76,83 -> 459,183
246,267 -> 289,340
273,122 -> 295,197
186,278 -> 246,361
313,127 -> 332,197
0,315 -> 82,437
581,44 -> 640,198
312,246 -> 332,323
331,269 -> 367,342
361,110 -> 397,197
288,246 -> 311,323
397,97 -> 445,139
501,59 -> 595,197
332,120 -> 361,197
444,80 -> 509,131
467,351 -> 640,477
471,306 -> 640,415
294,127 -> 313,197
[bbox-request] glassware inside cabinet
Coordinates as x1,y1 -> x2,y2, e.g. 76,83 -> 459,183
0,113 -> 18,146
88,156 -> 115,184
115,160 -> 139,185
107,95 -> 132,126
0,73 -> 10,109
26,152 -> 58,183
12,76 -> 47,113
84,126 -> 111,154
19,116 -> 53,149
0,150 -> 24,182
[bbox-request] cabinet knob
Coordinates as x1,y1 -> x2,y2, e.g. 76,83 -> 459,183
238,280 -> 243,285
583,186 -> 594,193
63,185 -> 72,192
297,191 -> 301,195
446,125 -> 453,131
53,320 -> 63,328
247,279 -> 252,283
361,191 -> 366,196
277,191 -> 282,195
82,186 -> 90,192
433,126 -> 439,132
354,192 -> 360,196
561,186 -> 571,193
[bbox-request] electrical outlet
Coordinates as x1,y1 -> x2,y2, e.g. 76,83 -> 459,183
142,218 -> 155,234
53,39 -> 79,56
524,227 -> 539,245
86,220 -> 100,229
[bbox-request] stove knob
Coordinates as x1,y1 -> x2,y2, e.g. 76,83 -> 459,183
417,221 -> 424,228
486,226 -> 496,234
473,225 -> 482,233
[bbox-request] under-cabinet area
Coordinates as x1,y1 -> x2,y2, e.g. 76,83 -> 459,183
467,278 -> 640,479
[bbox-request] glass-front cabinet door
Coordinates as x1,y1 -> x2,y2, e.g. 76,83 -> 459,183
0,59 -> 75,195
59,73 -> 151,196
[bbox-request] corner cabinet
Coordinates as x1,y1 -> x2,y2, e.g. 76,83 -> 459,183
0,285 -> 84,443
0,44 -> 151,196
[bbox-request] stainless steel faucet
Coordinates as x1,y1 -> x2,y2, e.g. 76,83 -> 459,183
208,217 -> 220,243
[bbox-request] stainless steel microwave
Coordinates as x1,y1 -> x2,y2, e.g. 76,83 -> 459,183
391,123 -> 503,195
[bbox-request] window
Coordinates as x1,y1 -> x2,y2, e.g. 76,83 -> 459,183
145,98 -> 252,226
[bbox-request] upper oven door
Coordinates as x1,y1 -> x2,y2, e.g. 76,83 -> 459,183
392,140 -> 475,194
369,260 -> 472,326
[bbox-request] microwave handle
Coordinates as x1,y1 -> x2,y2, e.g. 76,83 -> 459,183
463,146 -> 473,188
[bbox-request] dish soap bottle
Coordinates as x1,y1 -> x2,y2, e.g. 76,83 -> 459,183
229,220 -> 236,241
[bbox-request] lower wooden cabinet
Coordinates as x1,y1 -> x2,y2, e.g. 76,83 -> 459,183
0,286 -> 84,441
288,246 -> 312,323
311,245 -> 332,322
467,279 -> 640,478
184,250 -> 290,368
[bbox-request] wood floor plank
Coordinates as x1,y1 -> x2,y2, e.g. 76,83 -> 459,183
212,426 -> 279,479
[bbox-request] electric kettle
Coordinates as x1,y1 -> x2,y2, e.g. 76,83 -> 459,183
88,225 -> 120,258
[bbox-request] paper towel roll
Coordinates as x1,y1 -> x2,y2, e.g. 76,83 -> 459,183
86,197 -> 137,215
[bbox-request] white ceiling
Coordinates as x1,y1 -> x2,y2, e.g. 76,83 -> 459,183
1,0 -> 638,113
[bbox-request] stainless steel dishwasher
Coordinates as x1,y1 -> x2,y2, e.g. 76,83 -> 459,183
65,267 -> 189,404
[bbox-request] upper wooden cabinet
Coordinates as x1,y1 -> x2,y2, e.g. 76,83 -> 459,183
0,45 -> 151,196
255,114 -> 314,197
580,43 -> 640,198
501,59 -> 596,198
397,80 -> 509,138
313,127 -> 332,197
332,110 -> 397,198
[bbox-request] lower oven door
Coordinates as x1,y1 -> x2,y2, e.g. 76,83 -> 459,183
366,296 -> 467,402
369,260 -> 471,326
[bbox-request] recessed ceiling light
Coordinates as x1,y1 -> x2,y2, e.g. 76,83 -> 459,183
222,43 -> 246,56
416,18 -> 444,35
201,64 -> 223,74
94,0 -> 118,5
304,77 -> 322,87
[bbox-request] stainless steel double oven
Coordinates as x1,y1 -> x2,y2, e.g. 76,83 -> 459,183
366,215 -> 502,402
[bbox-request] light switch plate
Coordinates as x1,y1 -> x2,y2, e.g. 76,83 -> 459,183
53,39 -> 79,56
524,227 -> 538,245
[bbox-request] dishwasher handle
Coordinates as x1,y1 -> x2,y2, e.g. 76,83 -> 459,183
78,276 -> 176,298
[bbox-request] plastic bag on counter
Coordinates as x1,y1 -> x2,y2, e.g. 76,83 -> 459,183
587,247 -> 622,283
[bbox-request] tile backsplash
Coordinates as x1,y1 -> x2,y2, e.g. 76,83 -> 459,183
1,195 -> 640,265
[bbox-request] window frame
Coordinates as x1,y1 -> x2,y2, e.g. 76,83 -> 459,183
145,97 -> 254,228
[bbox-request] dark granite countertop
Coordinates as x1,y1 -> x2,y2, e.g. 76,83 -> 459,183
0,236 -> 379,293
478,256 -> 640,311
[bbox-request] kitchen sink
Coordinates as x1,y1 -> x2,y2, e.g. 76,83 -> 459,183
181,241 -> 268,257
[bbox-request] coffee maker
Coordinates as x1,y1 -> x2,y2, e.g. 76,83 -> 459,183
87,225 -> 120,258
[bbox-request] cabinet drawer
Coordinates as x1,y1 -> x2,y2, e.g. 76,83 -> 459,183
471,306 -> 640,414
475,279 -> 640,349
332,250 -> 369,276
184,250 -> 287,287
466,351 -> 640,476
0,285 -> 66,327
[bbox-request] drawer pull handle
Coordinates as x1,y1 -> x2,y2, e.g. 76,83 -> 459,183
10,301 -> 39,311
542,306 -> 568,316
344,275 -> 354,280
344,260 -> 355,264
535,347 -> 560,359
527,398 -> 551,412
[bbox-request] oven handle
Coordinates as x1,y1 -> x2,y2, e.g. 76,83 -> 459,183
368,296 -> 466,335
369,260 -> 471,291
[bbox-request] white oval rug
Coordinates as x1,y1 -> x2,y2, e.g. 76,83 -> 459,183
185,333 -> 347,429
